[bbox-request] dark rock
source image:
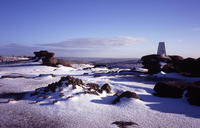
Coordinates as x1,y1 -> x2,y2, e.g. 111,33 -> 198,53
66,96 -> 73,99
112,121 -> 138,128
83,67 -> 92,70
34,50 -> 54,58
86,83 -> 99,91
162,63 -> 176,73
43,96 -> 49,99
169,55 -> 184,63
181,58 -> 200,77
33,50 -> 72,67
112,91 -> 140,104
59,76 -> 84,86
120,91 -> 140,99
1,75 -> 25,79
38,74 -> 56,77
168,55 -> 184,73
33,50 -> 54,61
53,100 -> 58,104
56,59 -> 71,67
101,83 -> 111,93
94,74 -> 102,77
159,55 -> 200,77
141,54 -> 171,74
94,64 -> 106,68
60,88 -> 64,92
154,81 -> 187,98
35,100 -> 40,103
8,99 -> 16,102
59,93 -> 65,97
42,57 -> 57,67
47,82 -> 59,92
153,81 -> 200,105
84,90 -> 99,95
33,50 -> 58,66
194,81 -> 200,85
185,83 -> 200,106
113,92 -> 121,97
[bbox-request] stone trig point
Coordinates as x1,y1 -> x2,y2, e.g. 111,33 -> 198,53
157,42 -> 166,56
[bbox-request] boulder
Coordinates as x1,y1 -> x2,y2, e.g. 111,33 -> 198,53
34,50 -> 54,59
141,54 -> 171,64
101,83 -> 111,93
154,81 -> 187,98
185,83 -> 200,106
179,58 -> 200,76
33,50 -> 58,66
112,91 -> 140,104
181,58 -> 196,72
163,55 -> 184,73
161,56 -> 200,76
162,63 -> 176,73
42,57 -> 57,67
141,54 -> 171,74
169,55 -> 184,63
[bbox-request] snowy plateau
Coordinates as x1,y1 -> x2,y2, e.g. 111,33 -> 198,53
0,59 -> 200,128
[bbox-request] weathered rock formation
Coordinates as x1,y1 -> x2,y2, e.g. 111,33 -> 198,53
154,81 -> 187,98
33,50 -> 72,67
185,81 -> 200,106
141,54 -> 171,74
33,50 -> 57,66
141,54 -> 200,77
154,81 -> 200,106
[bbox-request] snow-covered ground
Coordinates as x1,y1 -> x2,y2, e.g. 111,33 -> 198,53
0,56 -> 30,63
0,61 -> 200,128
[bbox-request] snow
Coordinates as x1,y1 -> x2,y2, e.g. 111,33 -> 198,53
0,56 -> 30,63
153,71 -> 200,82
0,61 -> 200,128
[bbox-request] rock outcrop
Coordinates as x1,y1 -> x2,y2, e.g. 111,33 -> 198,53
180,58 -> 200,77
33,50 -> 72,67
86,83 -> 99,91
154,81 -> 187,98
141,54 -> 171,74
141,54 -> 200,76
112,91 -> 140,104
33,50 -> 58,66
31,76 -> 85,96
154,81 -> 200,106
101,83 -> 111,93
185,82 -> 200,106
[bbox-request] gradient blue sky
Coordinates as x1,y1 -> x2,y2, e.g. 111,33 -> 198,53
0,0 -> 200,58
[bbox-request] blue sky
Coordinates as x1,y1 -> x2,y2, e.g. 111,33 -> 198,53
0,0 -> 200,58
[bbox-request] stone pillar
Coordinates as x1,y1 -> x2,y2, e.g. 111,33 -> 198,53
157,42 -> 166,56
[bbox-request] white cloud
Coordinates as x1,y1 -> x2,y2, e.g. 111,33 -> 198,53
42,36 -> 145,48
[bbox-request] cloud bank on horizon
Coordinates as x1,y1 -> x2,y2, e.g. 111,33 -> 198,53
0,36 -> 147,58
42,36 -> 145,48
